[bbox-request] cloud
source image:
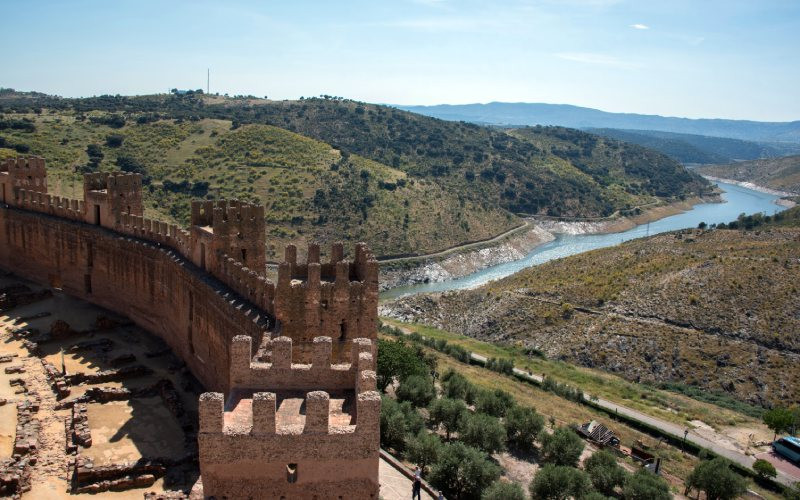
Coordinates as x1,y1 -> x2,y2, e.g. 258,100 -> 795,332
555,52 -> 640,69
630,23 -> 649,30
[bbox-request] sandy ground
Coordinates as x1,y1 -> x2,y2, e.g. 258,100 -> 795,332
689,419 -> 773,455
0,273 -> 200,498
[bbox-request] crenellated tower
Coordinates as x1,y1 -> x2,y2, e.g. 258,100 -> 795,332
190,200 -> 266,275
274,242 -> 379,347
82,172 -> 143,228
198,334 -> 380,499
0,156 -> 47,203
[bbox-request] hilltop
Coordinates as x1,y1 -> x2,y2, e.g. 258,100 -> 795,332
696,155 -> 800,195
0,91 -> 710,257
397,102 -> 800,144
381,213 -> 800,407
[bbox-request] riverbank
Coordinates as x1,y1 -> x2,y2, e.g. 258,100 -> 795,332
535,193 -> 722,235
701,175 -> 798,200
380,195 -> 722,291
379,222 -> 553,291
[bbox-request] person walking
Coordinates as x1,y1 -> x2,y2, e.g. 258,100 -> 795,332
412,466 -> 422,500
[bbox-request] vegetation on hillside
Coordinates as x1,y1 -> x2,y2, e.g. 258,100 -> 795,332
0,92 -> 711,259
696,155 -> 800,194
589,128 -> 800,165
382,222 -> 800,407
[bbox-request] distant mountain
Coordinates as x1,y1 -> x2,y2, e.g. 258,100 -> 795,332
587,128 -> 800,165
396,102 -> 800,144
696,155 -> 800,194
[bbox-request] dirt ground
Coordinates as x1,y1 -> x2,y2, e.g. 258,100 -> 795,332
0,273 -> 200,498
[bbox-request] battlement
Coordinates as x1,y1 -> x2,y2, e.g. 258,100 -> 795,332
229,335 -> 375,392
199,389 -> 379,437
190,200 -> 266,275
1,156 -> 47,196
275,243 -> 379,343
217,254 -> 275,314
117,213 -> 192,256
14,189 -> 86,222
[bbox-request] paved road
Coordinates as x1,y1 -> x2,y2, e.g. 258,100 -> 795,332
470,352 -> 799,487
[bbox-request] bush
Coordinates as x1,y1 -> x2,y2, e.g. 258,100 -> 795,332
377,339 -> 429,392
405,431 -> 442,476
538,427 -> 584,467
442,369 -> 474,401
485,357 -> 514,375
459,412 -> 506,454
396,374 -> 435,408
481,480 -> 525,500
623,469 -> 671,500
685,457 -> 747,500
475,389 -> 514,417
429,442 -> 501,499
584,449 -> 626,495
428,398 -> 467,440
529,464 -> 592,500
105,134 -> 124,147
504,405 -> 544,452
380,396 -> 424,453
752,458 -> 777,480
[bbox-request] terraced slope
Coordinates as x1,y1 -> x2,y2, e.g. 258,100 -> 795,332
382,218 -> 800,407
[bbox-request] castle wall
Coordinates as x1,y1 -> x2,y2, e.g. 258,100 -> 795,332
0,206 -> 269,391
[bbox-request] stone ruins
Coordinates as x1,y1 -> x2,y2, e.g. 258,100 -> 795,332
0,157 -> 380,498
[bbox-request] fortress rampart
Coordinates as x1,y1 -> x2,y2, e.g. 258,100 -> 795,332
0,157 -> 380,497
199,336 -> 380,499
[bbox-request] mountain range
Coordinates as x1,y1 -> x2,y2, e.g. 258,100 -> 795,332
397,102 -> 800,144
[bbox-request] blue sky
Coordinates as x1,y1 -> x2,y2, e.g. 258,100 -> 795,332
2,0 -> 799,120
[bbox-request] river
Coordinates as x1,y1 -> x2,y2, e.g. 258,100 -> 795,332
381,181 -> 788,299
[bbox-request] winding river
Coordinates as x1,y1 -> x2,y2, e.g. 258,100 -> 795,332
381,181 -> 788,299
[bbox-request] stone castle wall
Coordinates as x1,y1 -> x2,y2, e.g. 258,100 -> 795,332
0,206 -> 267,391
0,157 -> 381,497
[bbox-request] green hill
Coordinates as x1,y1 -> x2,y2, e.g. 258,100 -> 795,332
382,223 -> 800,407
0,91 -> 711,257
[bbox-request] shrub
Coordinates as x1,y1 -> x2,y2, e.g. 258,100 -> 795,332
475,389 -> 514,418
396,374 -> 435,408
380,396 -> 424,453
538,427 -> 585,467
481,480 -> 525,500
752,458 -> 777,479
442,369 -> 474,401
529,464 -> 592,500
105,134 -> 124,147
685,457 -> 747,500
584,449 -> 627,495
623,468 -> 671,500
377,338 -> 429,392
428,398 -> 467,440
405,431 -> 442,476
459,412 -> 506,454
504,405 -> 544,452
429,442 -> 500,500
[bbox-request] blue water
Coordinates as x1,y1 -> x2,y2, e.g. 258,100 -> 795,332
381,182 -> 788,299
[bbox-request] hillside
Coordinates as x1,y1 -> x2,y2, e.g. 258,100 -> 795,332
381,218 -> 800,407
397,102 -> 800,143
695,155 -> 800,195
0,91 -> 710,256
587,128 -> 800,165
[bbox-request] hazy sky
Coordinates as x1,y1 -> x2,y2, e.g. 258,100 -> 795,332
3,0 -> 799,121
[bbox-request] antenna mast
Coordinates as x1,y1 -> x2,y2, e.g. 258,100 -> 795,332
207,68 -> 210,94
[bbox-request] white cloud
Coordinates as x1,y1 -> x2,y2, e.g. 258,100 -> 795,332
630,23 -> 649,30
